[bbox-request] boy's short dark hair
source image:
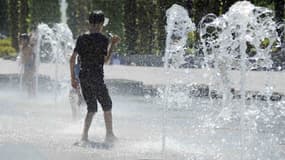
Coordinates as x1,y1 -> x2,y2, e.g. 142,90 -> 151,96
19,33 -> 29,40
89,10 -> 105,24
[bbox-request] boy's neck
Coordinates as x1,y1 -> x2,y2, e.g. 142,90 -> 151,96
90,29 -> 101,33
90,24 -> 103,33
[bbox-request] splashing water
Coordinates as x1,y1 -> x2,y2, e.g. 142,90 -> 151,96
60,0 -> 68,24
32,23 -> 74,100
197,1 -> 283,160
8,2 -> 285,160
35,23 -> 73,64
199,1 -> 280,121
165,4 -> 196,69
163,3 -> 196,159
161,1 -> 285,160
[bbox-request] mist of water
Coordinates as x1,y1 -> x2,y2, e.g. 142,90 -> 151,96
162,1 -> 284,160
60,0 -> 68,24
32,23 -> 74,101
163,3 -> 196,159
9,1 -> 285,160
199,4 -> 281,159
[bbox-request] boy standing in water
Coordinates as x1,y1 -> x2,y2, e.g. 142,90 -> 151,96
70,10 -> 120,143
19,33 -> 36,97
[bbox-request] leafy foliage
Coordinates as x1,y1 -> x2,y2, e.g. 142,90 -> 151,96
0,38 -> 16,57
30,0 -> 60,25
0,0 -> 284,55
0,0 -> 9,35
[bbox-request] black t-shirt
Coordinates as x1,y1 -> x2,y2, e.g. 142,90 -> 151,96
74,33 -> 109,82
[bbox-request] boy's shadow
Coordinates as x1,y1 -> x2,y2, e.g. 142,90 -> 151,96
74,141 -> 113,150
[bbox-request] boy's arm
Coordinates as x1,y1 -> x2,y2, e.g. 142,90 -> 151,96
70,51 -> 78,88
104,35 -> 120,64
104,43 -> 115,64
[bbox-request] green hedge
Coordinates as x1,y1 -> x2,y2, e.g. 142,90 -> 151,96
0,38 -> 12,46
0,38 -> 17,57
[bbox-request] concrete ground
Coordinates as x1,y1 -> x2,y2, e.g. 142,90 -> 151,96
1,59 -> 285,94
0,58 -> 285,160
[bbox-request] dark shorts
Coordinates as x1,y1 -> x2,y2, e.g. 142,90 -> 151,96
80,78 -> 112,112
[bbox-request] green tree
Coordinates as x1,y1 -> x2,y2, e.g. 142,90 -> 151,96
0,0 -> 9,35
19,0 -> 29,33
123,0 -> 138,54
274,0 -> 284,44
30,0 -> 60,26
250,0 -> 274,8
193,0 -> 220,25
66,0 -> 78,36
8,0 -> 20,50
220,0 -> 237,13
137,0 -> 156,54
67,0 -> 91,37
274,0 -> 284,23
186,0 -> 193,17
156,0 -> 178,55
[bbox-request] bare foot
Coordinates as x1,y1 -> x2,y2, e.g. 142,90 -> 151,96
74,139 -> 91,147
105,134 -> 118,143
81,134 -> 89,142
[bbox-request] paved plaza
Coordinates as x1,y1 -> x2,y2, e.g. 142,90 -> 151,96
1,59 -> 284,94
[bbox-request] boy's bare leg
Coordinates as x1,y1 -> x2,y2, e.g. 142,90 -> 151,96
81,112 -> 95,141
104,111 -> 117,142
69,89 -> 78,120
76,88 -> 84,106
28,83 -> 35,97
30,79 -> 36,97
